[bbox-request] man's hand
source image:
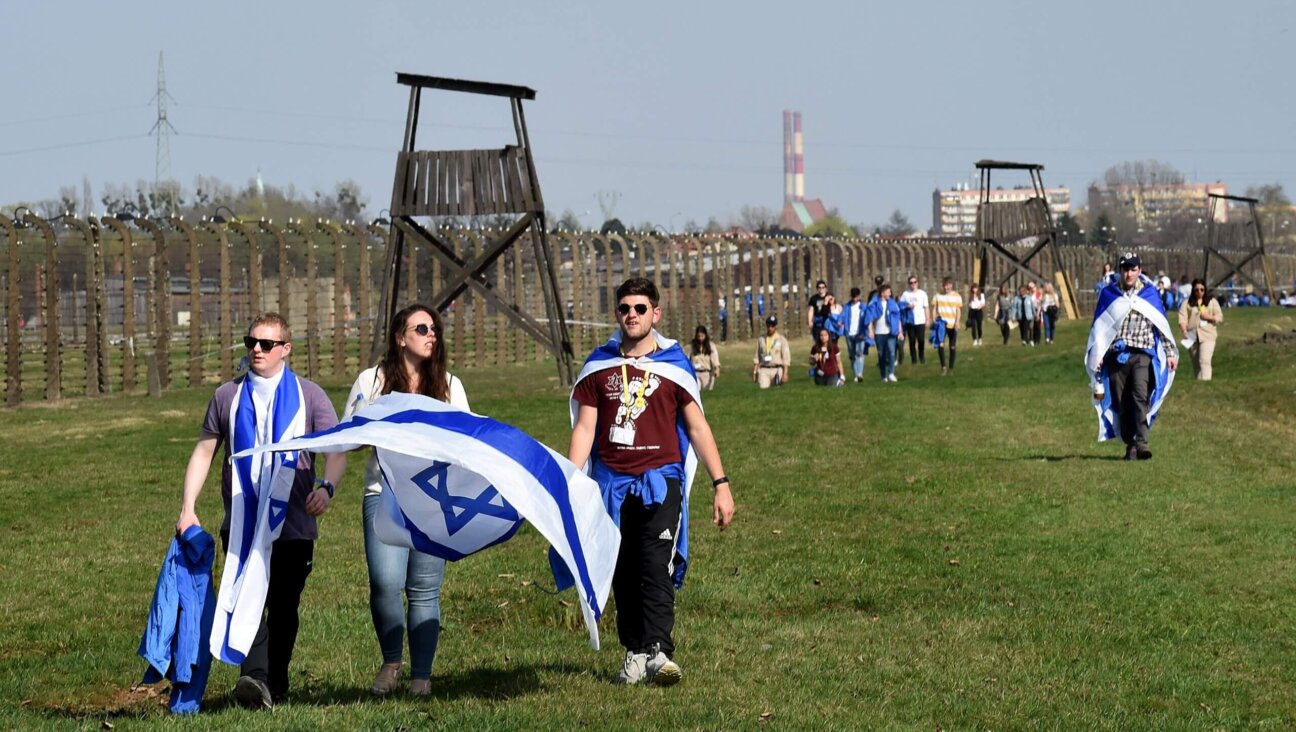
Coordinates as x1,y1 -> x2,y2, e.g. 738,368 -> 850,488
176,508 -> 200,535
305,487 -> 332,517
1168,357 -> 1178,372
713,484 -> 735,529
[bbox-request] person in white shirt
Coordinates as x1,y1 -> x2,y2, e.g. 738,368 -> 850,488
344,304 -> 469,698
898,276 -> 930,366
966,284 -> 986,346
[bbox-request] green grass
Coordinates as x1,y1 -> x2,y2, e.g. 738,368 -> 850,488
2,310 -> 1296,729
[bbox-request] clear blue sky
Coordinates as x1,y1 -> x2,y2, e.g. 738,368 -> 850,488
3,0 -> 1293,230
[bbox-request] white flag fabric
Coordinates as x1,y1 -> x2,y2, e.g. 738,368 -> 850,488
233,393 -> 618,649
213,367 -> 306,665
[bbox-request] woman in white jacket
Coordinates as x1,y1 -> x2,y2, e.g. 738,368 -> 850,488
344,304 -> 468,697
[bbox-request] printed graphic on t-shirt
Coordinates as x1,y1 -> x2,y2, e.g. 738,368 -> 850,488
606,369 -> 662,450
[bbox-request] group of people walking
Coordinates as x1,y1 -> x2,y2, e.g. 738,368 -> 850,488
173,276 -> 736,712
992,280 -> 1061,347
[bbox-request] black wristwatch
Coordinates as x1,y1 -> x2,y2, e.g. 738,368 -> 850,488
315,478 -> 335,498
712,476 -> 730,488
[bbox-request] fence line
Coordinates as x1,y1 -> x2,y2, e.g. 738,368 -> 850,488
3,216 -> 1293,406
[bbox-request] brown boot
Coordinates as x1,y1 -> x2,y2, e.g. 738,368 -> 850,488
371,663 -> 402,697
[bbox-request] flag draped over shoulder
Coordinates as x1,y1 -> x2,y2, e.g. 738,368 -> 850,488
213,368 -> 305,665
568,330 -> 701,589
1084,275 -> 1177,441
233,393 -> 619,650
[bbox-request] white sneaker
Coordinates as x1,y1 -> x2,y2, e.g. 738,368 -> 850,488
646,646 -> 682,687
614,651 -> 649,685
887,374 -> 898,383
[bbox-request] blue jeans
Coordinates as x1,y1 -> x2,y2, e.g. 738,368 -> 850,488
1043,310 -> 1057,341
875,334 -> 898,379
845,335 -> 868,378
363,493 -> 445,680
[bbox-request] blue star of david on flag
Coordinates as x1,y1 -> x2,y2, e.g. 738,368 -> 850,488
412,461 -> 520,535
231,393 -> 621,650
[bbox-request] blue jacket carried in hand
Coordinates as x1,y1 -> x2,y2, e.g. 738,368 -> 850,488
139,525 -> 217,715
929,319 -> 947,347
863,298 -> 903,346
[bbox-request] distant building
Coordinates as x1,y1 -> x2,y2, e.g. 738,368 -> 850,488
1087,182 -> 1228,229
779,198 -> 829,234
932,184 -> 1071,237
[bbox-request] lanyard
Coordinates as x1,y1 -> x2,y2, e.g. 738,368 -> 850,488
620,363 -> 648,411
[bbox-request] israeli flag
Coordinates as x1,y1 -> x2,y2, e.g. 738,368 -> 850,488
569,329 -> 701,588
233,393 -> 619,649
213,368 -> 305,665
1085,274 -> 1177,441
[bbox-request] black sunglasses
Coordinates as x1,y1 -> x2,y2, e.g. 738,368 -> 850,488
616,303 -> 651,316
244,336 -> 287,352
408,323 -> 441,337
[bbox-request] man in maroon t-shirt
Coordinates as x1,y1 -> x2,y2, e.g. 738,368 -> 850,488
569,277 -> 735,687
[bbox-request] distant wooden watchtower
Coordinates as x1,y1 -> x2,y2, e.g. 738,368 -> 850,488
973,160 -> 1079,319
1203,193 -> 1279,303
376,73 -> 574,383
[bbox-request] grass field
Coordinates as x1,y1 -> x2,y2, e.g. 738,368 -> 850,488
2,309 -> 1295,730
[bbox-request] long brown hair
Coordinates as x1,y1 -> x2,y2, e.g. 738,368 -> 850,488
379,304 -> 448,401
1188,278 -> 1212,308
690,325 -> 712,356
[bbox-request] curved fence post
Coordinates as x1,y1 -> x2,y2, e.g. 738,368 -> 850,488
167,217 -> 205,388
102,216 -> 137,393
1,218 -> 20,406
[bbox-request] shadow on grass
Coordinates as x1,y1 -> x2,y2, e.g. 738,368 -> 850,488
288,660 -> 590,706
34,662 -> 588,721
998,453 -> 1127,462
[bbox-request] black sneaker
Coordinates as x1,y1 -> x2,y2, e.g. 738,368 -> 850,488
233,675 -> 273,710
1137,447 -> 1153,460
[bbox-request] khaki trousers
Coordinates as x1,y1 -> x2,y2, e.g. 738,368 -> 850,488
756,366 -> 782,389
1191,338 -> 1216,380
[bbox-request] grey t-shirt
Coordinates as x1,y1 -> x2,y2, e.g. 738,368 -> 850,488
201,373 -> 339,541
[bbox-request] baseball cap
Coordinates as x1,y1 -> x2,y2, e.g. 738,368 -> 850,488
765,315 -> 778,326
1118,252 -> 1140,269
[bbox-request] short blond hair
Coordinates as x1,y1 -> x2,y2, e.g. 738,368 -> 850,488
248,312 -> 291,342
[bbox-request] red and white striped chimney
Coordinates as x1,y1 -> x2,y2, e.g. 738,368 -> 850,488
783,110 -> 793,205
793,112 -> 804,202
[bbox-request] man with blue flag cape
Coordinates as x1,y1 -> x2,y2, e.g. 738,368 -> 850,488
569,277 -> 736,687
1085,252 -> 1179,460
176,313 -> 347,709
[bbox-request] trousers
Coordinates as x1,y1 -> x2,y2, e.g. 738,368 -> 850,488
614,478 -> 683,657
1105,351 -> 1153,448
221,535 -> 313,701
363,494 -> 445,680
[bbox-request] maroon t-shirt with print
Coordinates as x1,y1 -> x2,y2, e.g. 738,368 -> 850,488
573,363 -> 695,476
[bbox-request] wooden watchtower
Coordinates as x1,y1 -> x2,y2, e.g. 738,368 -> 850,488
1203,193 -> 1278,303
973,160 -> 1079,319
376,73 -> 574,384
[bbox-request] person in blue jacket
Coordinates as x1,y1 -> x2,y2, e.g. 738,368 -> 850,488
864,283 -> 905,382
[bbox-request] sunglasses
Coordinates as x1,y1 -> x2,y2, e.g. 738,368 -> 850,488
408,323 -> 441,337
616,303 -> 651,316
244,336 -> 287,352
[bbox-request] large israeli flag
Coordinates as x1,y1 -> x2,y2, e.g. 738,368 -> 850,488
233,393 -> 619,650
569,329 -> 701,588
1085,275 -> 1177,441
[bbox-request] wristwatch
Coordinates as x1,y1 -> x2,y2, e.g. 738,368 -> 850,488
315,478 -> 335,498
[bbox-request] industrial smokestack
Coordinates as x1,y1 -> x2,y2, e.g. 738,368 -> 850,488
793,112 -> 804,202
783,110 -> 793,205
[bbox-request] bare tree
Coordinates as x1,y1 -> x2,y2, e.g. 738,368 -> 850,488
737,205 -> 777,232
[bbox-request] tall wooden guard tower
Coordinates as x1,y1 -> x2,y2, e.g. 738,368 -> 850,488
1202,193 -> 1278,303
377,73 -> 574,384
973,160 -> 1079,319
